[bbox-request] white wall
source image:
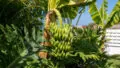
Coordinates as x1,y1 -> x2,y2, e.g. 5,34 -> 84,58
105,29 -> 120,55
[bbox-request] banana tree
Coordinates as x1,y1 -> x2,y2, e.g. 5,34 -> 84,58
89,0 -> 120,50
39,0 -> 96,58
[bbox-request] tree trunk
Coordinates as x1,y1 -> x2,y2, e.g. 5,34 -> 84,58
39,11 -> 55,58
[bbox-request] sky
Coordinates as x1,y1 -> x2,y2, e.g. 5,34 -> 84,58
72,0 -> 118,26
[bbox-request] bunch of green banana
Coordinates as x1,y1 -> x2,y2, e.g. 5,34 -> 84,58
49,23 -> 73,59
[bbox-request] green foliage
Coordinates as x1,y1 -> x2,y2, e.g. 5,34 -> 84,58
39,23 -> 106,68
60,6 -> 79,19
105,55 -> 120,68
0,24 -> 24,68
89,0 -> 108,27
0,0 -> 45,67
105,0 -> 120,28
88,0 -> 120,68
99,0 -> 108,22
72,26 -> 101,61
48,0 -> 96,22
0,0 -> 119,68
89,0 -> 120,29
58,0 -> 96,19
0,0 -> 46,26
0,23 -> 43,68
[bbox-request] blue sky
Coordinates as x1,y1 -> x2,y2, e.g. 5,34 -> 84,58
72,0 -> 118,26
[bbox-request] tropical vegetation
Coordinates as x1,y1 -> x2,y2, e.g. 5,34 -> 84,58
0,0 -> 120,68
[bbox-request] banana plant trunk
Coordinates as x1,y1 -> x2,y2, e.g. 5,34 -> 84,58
39,11 -> 55,58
